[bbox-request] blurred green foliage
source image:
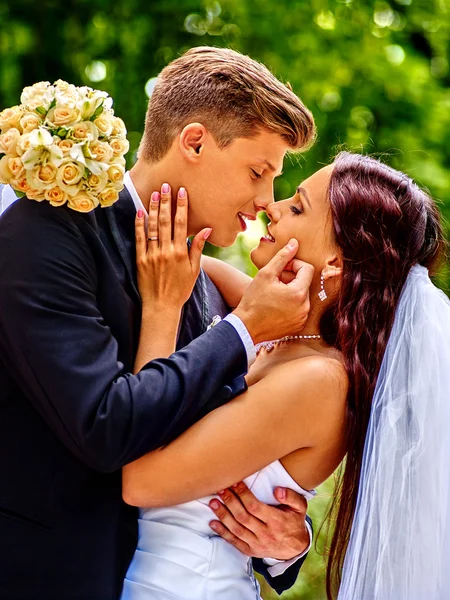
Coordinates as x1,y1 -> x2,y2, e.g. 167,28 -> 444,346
1,0 -> 449,596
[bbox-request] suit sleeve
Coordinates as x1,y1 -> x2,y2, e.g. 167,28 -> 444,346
0,201 -> 247,472
252,515 -> 313,594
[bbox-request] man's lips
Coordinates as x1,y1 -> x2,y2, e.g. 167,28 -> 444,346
238,212 -> 256,232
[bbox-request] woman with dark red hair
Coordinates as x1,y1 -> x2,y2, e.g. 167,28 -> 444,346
122,153 -> 449,600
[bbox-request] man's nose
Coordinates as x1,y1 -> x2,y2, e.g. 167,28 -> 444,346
255,189 -> 275,213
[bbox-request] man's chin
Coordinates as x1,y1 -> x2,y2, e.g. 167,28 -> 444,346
207,231 -> 239,248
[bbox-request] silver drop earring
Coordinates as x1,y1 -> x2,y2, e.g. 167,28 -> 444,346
318,273 -> 327,301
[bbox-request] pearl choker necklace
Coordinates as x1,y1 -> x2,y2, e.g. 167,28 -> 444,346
255,333 -> 322,354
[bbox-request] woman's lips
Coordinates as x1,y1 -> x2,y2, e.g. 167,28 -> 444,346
260,227 -> 275,243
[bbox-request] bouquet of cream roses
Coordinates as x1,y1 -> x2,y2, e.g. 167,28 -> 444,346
0,80 -> 129,212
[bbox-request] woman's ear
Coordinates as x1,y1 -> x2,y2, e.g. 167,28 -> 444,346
322,254 -> 343,281
179,123 -> 207,162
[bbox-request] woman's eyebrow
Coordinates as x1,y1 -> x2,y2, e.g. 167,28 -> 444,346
296,186 -> 312,209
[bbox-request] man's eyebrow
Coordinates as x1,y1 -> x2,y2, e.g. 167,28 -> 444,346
296,186 -> 312,209
256,159 -> 283,177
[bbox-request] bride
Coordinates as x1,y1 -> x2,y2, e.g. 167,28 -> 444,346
121,152 -> 448,600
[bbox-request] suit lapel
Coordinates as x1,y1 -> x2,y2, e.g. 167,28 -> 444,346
104,188 -> 141,305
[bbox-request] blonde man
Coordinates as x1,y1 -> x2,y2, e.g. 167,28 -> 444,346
0,47 -> 315,599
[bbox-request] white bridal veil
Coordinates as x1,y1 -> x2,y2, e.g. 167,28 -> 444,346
338,265 -> 450,599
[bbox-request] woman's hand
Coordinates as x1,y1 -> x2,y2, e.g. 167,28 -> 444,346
133,183 -> 211,373
135,183 -> 212,311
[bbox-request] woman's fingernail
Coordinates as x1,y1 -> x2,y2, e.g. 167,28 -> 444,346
161,183 -> 170,194
210,522 -> 219,531
203,228 -> 212,240
210,500 -> 220,510
151,192 -> 160,203
137,209 -> 143,219
277,487 -> 286,501
178,187 -> 186,199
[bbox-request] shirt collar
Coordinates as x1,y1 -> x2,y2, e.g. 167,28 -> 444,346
124,171 -> 148,232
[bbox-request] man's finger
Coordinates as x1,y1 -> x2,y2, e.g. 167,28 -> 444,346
280,271 -> 296,284
274,487 -> 308,514
227,483 -> 268,521
287,261 -> 315,290
259,239 -> 298,279
209,520 -> 252,556
208,499 -> 257,545
159,182 -> 172,250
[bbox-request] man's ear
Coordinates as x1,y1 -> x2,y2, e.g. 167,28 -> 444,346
179,123 -> 208,162
322,254 -> 343,281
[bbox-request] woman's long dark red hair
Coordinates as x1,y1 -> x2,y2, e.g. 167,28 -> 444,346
321,152 -> 445,598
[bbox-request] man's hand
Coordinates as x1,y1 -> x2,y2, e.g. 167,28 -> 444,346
233,239 -> 314,344
208,482 -> 310,560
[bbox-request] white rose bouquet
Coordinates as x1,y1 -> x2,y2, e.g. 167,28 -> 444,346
0,80 -> 129,212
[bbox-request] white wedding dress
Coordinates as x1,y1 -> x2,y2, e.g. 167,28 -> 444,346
121,460 -> 315,600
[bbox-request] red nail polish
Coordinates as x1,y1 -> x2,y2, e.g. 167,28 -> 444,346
137,209 -> 143,219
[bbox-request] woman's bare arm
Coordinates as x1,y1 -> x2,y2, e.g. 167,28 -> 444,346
201,255 -> 252,308
122,355 -> 347,507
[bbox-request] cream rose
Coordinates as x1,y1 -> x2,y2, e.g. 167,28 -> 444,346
89,141 -> 113,163
12,177 -> 32,195
58,161 -> 83,186
8,157 -> 24,180
44,186 -> 68,207
20,82 -> 51,109
47,106 -> 80,127
94,113 -> 114,137
111,117 -> 126,136
57,138 -> 75,156
29,163 -> 58,190
68,191 -> 99,212
16,133 -> 32,156
0,128 -> 21,155
72,121 -> 97,141
99,185 -> 119,207
86,170 -> 108,193
27,188 -> 46,202
0,106 -> 23,132
20,112 -> 43,134
0,155 -> 13,184
107,163 -> 125,190
109,137 -> 130,157
56,160 -> 84,196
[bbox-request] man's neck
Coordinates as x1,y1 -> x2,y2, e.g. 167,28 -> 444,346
129,158 -> 178,213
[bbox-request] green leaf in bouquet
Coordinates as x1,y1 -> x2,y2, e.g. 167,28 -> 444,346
90,102 -> 104,122
14,190 -> 26,198
48,99 -> 56,111
57,127 -> 68,138
35,106 -> 47,117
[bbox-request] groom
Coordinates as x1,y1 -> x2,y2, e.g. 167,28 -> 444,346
0,47 -> 315,599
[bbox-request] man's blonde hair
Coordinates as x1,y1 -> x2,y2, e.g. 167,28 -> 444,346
140,46 -> 316,162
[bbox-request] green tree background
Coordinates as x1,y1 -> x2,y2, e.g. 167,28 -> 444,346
1,0 -> 449,597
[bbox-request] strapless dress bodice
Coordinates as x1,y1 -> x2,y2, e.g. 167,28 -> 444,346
122,460 -> 315,600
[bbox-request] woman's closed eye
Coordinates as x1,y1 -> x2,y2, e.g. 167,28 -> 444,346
289,204 -> 303,215
251,169 -> 262,180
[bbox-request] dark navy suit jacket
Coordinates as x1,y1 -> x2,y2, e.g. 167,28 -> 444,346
0,187 -> 306,599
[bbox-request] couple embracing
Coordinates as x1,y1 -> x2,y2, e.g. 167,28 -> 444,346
0,46 -> 449,600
